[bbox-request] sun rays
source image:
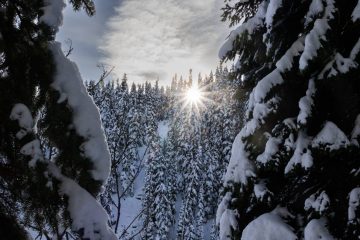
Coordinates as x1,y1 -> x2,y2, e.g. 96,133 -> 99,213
177,83 -> 212,116
186,85 -> 202,105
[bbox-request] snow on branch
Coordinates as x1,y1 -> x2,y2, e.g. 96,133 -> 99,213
20,140 -> 44,168
304,218 -> 334,240
10,103 -> 34,138
350,38 -> 360,60
275,38 -> 305,72
216,192 -> 232,226
219,1 -> 267,59
48,163 -> 117,240
217,192 -> 238,240
244,38 -> 305,137
10,104 -> 45,167
256,136 -> 281,165
241,207 -> 297,240
312,121 -> 350,151
319,38 -> 360,79
224,131 -> 255,186
219,209 -> 238,240
299,0 -> 336,70
305,0 -> 324,26
304,191 -> 330,214
352,0 -> 360,22
10,104 -> 115,239
265,0 -> 283,28
285,131 -> 313,173
40,0 -> 66,32
348,188 -> 360,222
351,114 -> 360,146
297,78 -> 316,125
50,42 -> 111,182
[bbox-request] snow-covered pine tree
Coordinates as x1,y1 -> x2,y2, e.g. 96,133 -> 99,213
151,139 -> 176,240
177,146 -> 202,240
0,0 -> 115,239
122,105 -> 142,196
217,0 -> 360,239
142,130 -> 167,239
177,113 -> 203,240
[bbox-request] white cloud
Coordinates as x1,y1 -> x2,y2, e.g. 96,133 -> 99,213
99,0 -> 228,85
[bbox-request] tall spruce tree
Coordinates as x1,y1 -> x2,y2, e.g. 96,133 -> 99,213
217,0 -> 360,239
0,0 -> 115,239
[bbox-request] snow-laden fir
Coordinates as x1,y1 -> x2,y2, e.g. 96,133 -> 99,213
217,0 -> 360,239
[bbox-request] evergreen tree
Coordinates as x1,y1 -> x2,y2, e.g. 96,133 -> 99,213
142,131 -> 163,239
177,113 -> 202,240
217,0 -> 360,239
152,140 -> 176,239
0,0 -> 114,239
122,106 -> 141,196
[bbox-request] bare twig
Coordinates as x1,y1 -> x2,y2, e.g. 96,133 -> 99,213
64,39 -> 73,57
126,225 -> 146,240
118,208 -> 146,239
97,63 -> 115,86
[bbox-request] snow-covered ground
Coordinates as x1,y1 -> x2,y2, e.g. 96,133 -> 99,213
116,146 -> 147,238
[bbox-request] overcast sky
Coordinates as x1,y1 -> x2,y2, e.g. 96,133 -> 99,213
58,0 -> 228,85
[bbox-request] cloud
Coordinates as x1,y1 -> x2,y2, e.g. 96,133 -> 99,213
57,0 -> 119,81
137,70 -> 166,80
99,0 -> 228,85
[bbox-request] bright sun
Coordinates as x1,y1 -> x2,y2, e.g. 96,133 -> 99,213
186,86 -> 202,104
180,84 -> 209,113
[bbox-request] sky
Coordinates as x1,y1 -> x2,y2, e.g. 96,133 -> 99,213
58,0 -> 229,85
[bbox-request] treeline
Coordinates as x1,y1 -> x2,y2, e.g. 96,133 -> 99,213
86,66 -> 243,239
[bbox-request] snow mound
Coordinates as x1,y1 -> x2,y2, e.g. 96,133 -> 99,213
304,218 -> 334,240
241,207 -> 297,240
50,42 -> 111,182
312,121 -> 350,150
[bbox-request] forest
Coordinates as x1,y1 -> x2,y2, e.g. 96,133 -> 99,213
1,0 -> 360,240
